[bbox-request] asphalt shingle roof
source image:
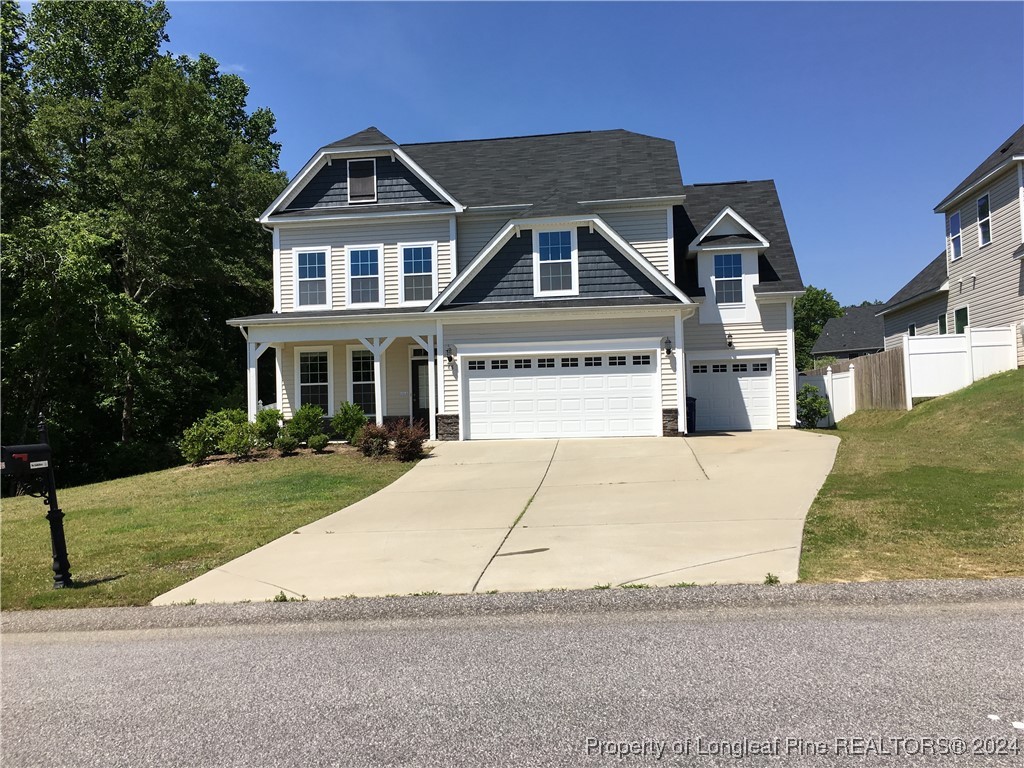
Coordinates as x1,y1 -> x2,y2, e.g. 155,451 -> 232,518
324,127 -> 396,149
811,305 -> 886,356
673,180 -> 804,295
881,251 -> 948,312
935,124 -> 1024,211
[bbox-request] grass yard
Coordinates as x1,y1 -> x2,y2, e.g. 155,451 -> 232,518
1,448 -> 412,610
800,369 -> 1024,582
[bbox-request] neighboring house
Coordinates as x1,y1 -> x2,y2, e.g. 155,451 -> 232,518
229,127 -> 805,439
811,305 -> 886,361
879,125 -> 1024,365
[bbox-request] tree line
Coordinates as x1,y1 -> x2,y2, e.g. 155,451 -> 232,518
1,0 -> 288,484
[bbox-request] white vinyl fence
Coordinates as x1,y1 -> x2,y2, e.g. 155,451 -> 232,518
800,365 -> 856,427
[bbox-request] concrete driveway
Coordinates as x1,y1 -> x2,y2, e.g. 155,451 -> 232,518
153,432 -> 839,605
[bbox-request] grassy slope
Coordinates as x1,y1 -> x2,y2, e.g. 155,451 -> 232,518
1,449 -> 410,610
800,369 -> 1024,582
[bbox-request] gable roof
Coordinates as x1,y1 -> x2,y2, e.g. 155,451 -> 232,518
877,251 -> 948,315
690,206 -> 769,249
935,124 -> 1024,212
323,126 -> 397,150
673,180 -> 804,295
811,305 -> 886,356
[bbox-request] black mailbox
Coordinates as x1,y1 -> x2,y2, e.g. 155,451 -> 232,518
1,443 -> 52,478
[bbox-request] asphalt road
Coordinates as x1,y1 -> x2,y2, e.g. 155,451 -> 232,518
3,581 -> 1023,768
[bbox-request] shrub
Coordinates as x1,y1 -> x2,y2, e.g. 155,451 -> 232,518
796,383 -> 831,429
254,408 -> 283,446
202,408 -> 248,450
289,404 -> 326,443
356,423 -> 390,458
273,431 -> 299,456
330,401 -> 367,442
179,421 -> 217,464
308,433 -> 331,453
390,422 -> 427,462
219,422 -> 260,459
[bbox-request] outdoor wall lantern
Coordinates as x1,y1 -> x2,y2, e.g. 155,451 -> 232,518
444,345 -> 455,364
661,336 -> 673,355
726,333 -> 734,348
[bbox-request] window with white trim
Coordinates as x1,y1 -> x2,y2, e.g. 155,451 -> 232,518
350,349 -> 375,418
732,363 -> 748,372
534,229 -> 577,296
538,358 -> 555,368
712,363 -> 727,373
347,159 -> 376,204
948,211 -> 961,260
514,359 -> 531,369
348,247 -> 381,305
491,359 -> 509,370
938,314 -> 947,335
584,356 -> 602,367
401,244 -> 435,303
298,351 -> 330,410
632,354 -> 652,366
752,362 -> 769,372
977,195 -> 991,246
468,360 -> 485,371
560,357 -> 579,368
954,306 -> 969,334
713,253 -> 743,304
609,355 -> 626,366
692,364 -> 708,374
296,250 -> 328,307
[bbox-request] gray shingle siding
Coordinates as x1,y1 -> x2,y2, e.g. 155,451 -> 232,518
452,227 -> 666,305
285,157 -> 442,210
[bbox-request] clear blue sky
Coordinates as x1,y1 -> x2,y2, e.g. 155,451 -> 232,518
163,1 -> 1023,306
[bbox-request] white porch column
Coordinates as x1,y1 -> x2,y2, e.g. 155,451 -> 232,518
358,336 -> 396,427
675,312 -> 686,433
246,341 -> 271,421
412,334 -> 438,441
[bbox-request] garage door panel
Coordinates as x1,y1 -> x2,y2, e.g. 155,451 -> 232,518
687,359 -> 775,431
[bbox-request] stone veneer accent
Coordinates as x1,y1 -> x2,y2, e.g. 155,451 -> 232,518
661,408 -> 685,437
436,414 -> 460,441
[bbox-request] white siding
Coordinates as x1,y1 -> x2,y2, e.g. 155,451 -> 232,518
683,302 -> 792,427
597,207 -> 671,278
277,218 -> 452,312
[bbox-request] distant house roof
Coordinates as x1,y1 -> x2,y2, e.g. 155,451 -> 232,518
877,251 -> 948,316
812,305 -> 886,356
673,180 -> 805,295
934,124 -> 1024,212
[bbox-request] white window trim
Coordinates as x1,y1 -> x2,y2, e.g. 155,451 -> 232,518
948,210 -> 962,261
293,346 -> 334,416
293,247 -> 332,310
346,344 -> 377,419
532,226 -> 579,298
712,252 -> 744,306
345,243 -> 386,308
347,158 -> 377,204
976,194 -> 991,247
398,240 -> 438,306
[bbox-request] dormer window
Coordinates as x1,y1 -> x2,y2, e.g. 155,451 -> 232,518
347,159 -> 377,204
533,228 -> 578,297
713,253 -> 743,304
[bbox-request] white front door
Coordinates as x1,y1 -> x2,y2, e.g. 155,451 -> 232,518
686,359 -> 775,431
464,352 -> 660,439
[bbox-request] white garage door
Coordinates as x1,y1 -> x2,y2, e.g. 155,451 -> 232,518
465,352 -> 659,439
687,359 -> 775,431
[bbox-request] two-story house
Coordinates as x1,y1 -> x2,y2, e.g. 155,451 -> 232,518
229,127 -> 805,440
879,124 -> 1024,365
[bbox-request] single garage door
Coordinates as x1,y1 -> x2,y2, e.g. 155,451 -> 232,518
687,359 -> 775,431
465,352 -> 659,439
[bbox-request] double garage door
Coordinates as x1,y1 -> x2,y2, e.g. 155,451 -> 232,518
686,359 -> 775,431
465,352 -> 660,439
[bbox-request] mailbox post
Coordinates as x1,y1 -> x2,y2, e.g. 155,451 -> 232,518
1,415 -> 73,588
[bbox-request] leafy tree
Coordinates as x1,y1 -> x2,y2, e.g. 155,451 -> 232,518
857,299 -> 885,307
794,286 -> 843,372
1,1 -> 287,484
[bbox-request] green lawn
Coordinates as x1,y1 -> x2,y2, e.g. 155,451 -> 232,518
800,369 -> 1024,582
1,448 -> 412,610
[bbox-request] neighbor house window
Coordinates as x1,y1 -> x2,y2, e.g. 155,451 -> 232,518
400,243 -> 435,304
347,159 -> 377,204
908,324 -> 916,337
347,246 -> 381,306
954,306 -> 969,334
948,211 -> 961,260
977,195 -> 991,246
350,349 -> 375,418
534,229 -> 578,296
938,314 -> 947,334
296,250 -> 329,307
297,351 -> 330,411
713,253 -> 743,303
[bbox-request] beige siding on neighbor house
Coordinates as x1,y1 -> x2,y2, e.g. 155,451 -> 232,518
277,218 -> 453,312
683,301 -> 793,427
943,166 -> 1024,365
882,293 -> 948,350
596,207 -> 672,278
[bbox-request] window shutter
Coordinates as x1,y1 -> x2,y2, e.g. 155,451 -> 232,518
348,160 -> 376,202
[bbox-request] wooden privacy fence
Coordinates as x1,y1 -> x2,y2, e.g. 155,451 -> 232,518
801,346 -> 908,417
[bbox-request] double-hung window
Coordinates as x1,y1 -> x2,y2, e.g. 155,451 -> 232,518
534,229 -> 578,296
713,253 -> 743,304
347,246 -> 382,306
350,349 -> 376,419
400,243 -> 435,304
297,350 -> 331,411
977,195 -> 991,246
954,306 -> 969,334
296,250 -> 329,308
948,211 -> 961,260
